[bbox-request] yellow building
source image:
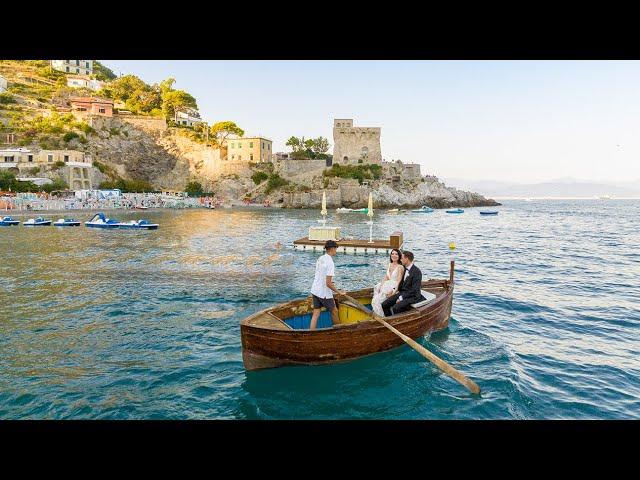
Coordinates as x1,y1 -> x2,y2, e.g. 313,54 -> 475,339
38,149 -> 88,165
227,136 -> 272,163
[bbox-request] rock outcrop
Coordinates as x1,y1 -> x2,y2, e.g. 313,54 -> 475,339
216,175 -> 499,209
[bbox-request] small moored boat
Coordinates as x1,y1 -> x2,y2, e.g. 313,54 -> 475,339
446,208 -> 464,214
116,219 -> 159,230
23,217 -> 52,226
479,211 -> 499,215
53,218 -> 81,226
411,206 -> 434,213
85,212 -> 119,228
241,262 -> 455,371
336,207 -> 367,213
0,216 -> 20,226
387,208 -> 399,213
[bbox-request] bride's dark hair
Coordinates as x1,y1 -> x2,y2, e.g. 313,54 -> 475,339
389,248 -> 402,264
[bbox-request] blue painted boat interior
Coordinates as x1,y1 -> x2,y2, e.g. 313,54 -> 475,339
284,304 -> 373,329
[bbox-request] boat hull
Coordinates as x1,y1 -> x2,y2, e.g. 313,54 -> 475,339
24,221 -> 51,226
117,224 -> 159,229
241,279 -> 454,371
54,222 -> 81,226
85,222 -> 119,228
480,211 -> 499,215
0,222 -> 20,226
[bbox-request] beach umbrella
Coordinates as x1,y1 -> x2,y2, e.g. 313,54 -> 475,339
367,192 -> 374,243
319,190 -> 327,226
321,190 -> 327,217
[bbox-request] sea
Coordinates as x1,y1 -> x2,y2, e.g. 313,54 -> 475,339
0,199 -> 638,419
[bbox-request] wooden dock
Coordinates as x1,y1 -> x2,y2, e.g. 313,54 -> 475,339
293,231 -> 403,254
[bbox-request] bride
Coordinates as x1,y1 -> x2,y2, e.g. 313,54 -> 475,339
372,249 -> 405,316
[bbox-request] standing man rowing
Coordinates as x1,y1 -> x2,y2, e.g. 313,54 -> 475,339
309,240 -> 346,330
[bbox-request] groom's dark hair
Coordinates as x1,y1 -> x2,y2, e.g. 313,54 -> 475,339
402,251 -> 414,262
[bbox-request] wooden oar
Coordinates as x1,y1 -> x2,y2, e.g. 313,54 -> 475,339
339,293 -> 481,395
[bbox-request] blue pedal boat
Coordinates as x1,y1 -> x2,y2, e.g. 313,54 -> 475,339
411,206 -> 434,213
446,208 -> 464,214
54,218 -> 81,226
85,212 -> 120,228
0,216 -> 20,226
116,219 -> 159,230
23,217 -> 52,226
480,211 -> 499,215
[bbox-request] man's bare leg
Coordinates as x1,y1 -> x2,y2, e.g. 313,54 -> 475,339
330,307 -> 340,326
310,308 -> 321,330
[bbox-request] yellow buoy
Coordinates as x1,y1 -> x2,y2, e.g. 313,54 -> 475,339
449,242 -> 456,250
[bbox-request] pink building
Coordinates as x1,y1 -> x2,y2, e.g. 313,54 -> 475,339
69,96 -> 114,117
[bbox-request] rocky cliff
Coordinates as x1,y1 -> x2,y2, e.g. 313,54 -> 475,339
213,175 -> 499,209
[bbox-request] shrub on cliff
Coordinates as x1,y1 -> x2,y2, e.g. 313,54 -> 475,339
99,74 -> 162,115
265,174 -> 288,194
63,131 -> 79,142
0,93 -> 16,104
0,171 -> 33,191
323,163 -> 382,185
185,181 -> 204,196
252,171 -> 268,185
78,122 -> 95,135
93,61 -> 117,81
41,177 -> 68,193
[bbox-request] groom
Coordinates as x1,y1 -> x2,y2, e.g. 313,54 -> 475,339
381,251 -> 425,316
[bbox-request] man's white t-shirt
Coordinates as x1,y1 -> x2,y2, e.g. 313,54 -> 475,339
311,253 -> 335,298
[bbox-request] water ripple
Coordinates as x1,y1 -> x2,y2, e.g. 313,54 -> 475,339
1,200 -> 639,418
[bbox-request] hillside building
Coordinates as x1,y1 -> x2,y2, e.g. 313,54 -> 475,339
227,136 -> 272,163
69,96 -> 113,118
174,107 -> 203,127
51,60 -> 93,76
67,75 -> 105,91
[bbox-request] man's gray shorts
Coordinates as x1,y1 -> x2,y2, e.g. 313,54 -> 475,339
312,294 -> 336,310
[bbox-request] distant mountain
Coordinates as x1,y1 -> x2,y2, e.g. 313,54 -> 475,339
442,178 -> 640,198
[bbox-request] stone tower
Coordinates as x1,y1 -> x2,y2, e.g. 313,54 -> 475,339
332,118 -> 382,165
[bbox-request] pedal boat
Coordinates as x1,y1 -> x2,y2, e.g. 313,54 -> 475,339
240,262 -> 455,371
479,211 -> 499,215
0,216 -> 20,226
411,206 -> 434,213
446,208 -> 464,214
116,219 -> 159,230
53,218 -> 81,226
85,212 -> 120,228
23,217 -> 52,226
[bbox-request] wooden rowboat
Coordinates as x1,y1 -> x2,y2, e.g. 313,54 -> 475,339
241,262 -> 455,371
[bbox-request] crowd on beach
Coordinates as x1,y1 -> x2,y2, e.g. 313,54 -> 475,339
0,192 -> 220,212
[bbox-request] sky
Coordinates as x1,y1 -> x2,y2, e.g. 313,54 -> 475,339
102,60 -> 640,183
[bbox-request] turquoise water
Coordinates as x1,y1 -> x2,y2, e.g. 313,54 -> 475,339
0,200 -> 638,419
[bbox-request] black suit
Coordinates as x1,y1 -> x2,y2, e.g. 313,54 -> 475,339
381,264 -> 425,316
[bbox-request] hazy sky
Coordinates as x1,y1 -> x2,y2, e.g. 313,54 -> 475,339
103,60 -> 640,183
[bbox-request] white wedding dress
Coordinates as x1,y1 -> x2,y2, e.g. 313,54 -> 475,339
372,264 -> 403,317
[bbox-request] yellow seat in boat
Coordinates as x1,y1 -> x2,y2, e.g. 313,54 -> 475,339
337,298 -> 373,324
